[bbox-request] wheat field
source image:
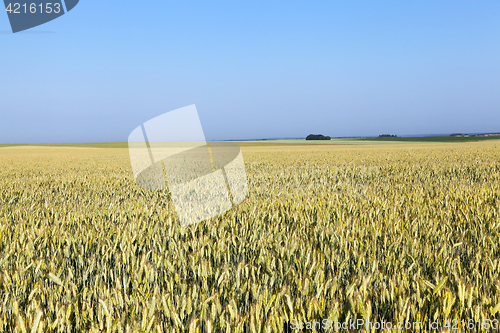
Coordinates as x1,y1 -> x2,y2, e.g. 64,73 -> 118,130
0,141 -> 500,332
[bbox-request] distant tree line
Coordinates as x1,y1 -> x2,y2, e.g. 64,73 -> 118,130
306,134 -> 331,141
379,134 -> 398,138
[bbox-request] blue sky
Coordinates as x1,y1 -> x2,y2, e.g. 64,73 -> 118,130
1,1 -> 500,142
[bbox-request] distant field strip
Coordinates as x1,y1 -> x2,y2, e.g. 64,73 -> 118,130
0,142 -> 129,149
3,136 -> 499,149
361,136 -> 500,143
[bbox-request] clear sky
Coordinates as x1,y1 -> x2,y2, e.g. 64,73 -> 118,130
1,1 -> 500,142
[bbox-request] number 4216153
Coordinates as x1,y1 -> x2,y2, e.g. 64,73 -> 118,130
5,3 -> 61,14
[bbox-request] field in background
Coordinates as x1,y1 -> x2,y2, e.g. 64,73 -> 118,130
1,141 -> 500,331
2,135 -> 500,149
0,142 -> 129,149
361,136 -> 500,143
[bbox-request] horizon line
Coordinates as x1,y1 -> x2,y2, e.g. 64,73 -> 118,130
2,131 -> 500,145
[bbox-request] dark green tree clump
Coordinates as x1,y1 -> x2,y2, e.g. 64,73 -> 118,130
306,134 -> 331,140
